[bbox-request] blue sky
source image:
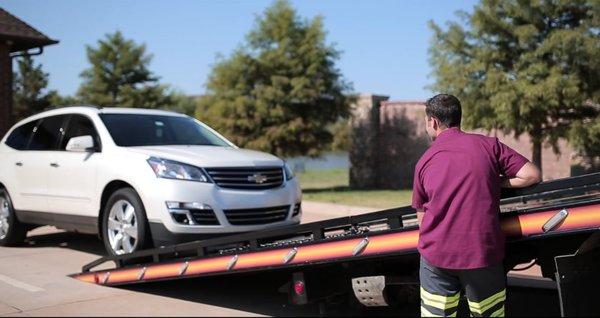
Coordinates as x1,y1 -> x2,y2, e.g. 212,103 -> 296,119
2,0 -> 478,100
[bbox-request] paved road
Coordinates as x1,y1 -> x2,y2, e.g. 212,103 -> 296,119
0,204 -> 561,316
0,204 -> 364,316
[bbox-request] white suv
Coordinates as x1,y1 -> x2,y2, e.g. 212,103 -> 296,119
0,106 -> 302,255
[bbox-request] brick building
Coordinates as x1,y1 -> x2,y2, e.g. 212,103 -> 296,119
0,8 -> 58,137
350,93 -> 574,189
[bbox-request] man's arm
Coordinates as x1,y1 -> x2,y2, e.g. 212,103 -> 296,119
416,209 -> 424,227
501,162 -> 542,188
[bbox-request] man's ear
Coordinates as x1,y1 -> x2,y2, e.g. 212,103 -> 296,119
431,117 -> 439,131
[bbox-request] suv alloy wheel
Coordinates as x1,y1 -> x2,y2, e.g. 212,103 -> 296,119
102,188 -> 150,255
0,189 -> 27,246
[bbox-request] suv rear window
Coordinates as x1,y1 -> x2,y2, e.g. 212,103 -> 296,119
29,115 -> 67,151
5,120 -> 38,150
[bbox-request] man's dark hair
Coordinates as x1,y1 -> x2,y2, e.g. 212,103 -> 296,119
425,94 -> 462,128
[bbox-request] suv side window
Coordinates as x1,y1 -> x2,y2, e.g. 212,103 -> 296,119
5,120 -> 38,150
28,115 -> 67,151
60,115 -> 101,151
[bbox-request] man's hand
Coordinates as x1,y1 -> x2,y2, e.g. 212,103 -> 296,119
502,162 -> 542,188
417,209 -> 424,227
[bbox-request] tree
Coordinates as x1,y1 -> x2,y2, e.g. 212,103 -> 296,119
46,91 -> 80,107
569,107 -> 600,172
328,118 -> 353,152
429,0 -> 599,171
162,92 -> 198,116
12,55 -> 52,121
197,0 -> 353,157
78,31 -> 173,108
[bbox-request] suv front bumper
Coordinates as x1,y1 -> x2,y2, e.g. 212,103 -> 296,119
138,177 -> 302,244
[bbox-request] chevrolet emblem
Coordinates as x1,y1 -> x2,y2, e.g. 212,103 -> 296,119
248,173 -> 268,184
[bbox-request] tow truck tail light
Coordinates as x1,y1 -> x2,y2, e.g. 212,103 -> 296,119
294,280 -> 305,295
290,272 -> 308,305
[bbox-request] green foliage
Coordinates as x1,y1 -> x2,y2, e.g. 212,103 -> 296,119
78,31 -> 173,108
197,0 -> 353,157
429,0 -> 599,167
569,114 -> 600,172
12,56 -> 52,121
328,118 -> 353,152
46,91 -> 80,107
13,56 -> 82,120
570,117 -> 600,158
163,92 -> 198,116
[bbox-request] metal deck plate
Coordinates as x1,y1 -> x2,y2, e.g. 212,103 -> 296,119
352,276 -> 388,307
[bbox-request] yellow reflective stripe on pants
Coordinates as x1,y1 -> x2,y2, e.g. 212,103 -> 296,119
490,306 -> 505,317
421,296 -> 460,311
421,293 -> 460,311
421,287 -> 460,306
468,289 -> 506,315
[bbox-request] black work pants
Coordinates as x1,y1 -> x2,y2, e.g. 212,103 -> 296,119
419,257 -> 506,317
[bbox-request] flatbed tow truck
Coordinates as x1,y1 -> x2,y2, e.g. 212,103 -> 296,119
73,173 -> 600,316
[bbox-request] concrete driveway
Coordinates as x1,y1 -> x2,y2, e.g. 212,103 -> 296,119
0,203 -> 560,316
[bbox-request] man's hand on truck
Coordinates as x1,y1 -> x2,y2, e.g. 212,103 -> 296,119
416,209 -> 424,228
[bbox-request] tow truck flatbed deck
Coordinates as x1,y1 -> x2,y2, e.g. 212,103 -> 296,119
72,173 -> 600,316
74,173 -> 599,283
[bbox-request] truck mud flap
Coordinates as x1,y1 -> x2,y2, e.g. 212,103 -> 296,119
555,232 -> 600,317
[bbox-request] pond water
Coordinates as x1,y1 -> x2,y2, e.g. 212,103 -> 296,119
285,151 -> 349,173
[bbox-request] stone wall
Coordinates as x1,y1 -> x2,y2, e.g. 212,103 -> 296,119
377,101 -> 430,188
349,94 -> 389,189
349,94 -> 573,189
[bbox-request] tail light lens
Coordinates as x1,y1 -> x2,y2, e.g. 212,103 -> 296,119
294,280 -> 305,295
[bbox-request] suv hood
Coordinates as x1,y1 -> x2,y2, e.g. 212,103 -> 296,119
126,145 -> 283,168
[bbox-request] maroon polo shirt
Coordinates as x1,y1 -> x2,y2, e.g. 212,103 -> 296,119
412,127 -> 529,269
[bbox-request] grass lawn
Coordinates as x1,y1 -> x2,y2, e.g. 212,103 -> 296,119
297,168 -> 412,209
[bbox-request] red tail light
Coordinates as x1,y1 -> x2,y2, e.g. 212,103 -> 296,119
294,280 -> 305,295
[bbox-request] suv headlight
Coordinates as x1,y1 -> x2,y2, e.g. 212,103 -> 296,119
147,157 -> 211,183
283,162 -> 295,181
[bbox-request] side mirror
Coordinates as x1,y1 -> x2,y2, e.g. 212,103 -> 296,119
66,135 -> 95,152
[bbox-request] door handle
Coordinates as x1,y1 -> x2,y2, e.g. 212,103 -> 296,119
15,162 -> 23,167
50,163 -> 59,168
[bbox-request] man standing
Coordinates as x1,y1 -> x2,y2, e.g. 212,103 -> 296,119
413,94 -> 541,317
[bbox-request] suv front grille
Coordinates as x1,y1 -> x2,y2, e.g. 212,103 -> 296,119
205,167 -> 285,190
224,205 -> 290,225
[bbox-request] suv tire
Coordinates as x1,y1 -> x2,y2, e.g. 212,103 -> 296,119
102,188 -> 150,256
0,189 -> 27,246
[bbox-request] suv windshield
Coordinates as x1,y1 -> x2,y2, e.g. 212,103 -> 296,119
99,114 -> 231,147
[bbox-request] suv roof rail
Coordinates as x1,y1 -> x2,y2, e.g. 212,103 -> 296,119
41,105 -> 102,112
29,105 -> 103,117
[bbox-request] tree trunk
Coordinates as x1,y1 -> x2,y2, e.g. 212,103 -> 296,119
531,133 -> 543,178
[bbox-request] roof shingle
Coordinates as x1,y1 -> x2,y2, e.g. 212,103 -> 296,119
0,8 -> 58,52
